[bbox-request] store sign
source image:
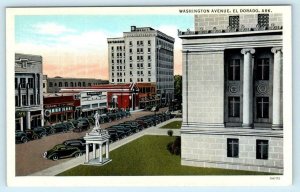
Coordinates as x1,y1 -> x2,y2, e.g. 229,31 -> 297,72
87,92 -> 102,96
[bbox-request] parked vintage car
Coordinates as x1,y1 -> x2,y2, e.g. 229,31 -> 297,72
42,144 -> 82,161
24,127 -> 47,140
48,123 -> 69,134
15,130 -> 29,143
63,122 -> 76,130
62,138 -> 93,152
73,118 -> 90,132
107,129 -> 119,142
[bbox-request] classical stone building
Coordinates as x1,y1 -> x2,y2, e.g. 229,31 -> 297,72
107,26 -> 175,104
15,53 -> 44,130
44,76 -> 108,93
178,13 -> 283,173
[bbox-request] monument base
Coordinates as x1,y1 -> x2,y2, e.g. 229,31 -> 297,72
83,158 -> 112,166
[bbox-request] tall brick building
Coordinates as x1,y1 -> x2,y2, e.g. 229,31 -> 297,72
178,13 -> 283,173
107,26 -> 175,104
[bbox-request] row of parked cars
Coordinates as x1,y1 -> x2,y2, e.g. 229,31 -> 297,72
42,111 -> 173,161
15,110 -> 131,144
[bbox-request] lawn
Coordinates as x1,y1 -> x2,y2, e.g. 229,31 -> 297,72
160,121 -> 182,129
58,135 -> 271,176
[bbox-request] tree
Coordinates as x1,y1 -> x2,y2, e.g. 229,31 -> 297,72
174,75 -> 182,102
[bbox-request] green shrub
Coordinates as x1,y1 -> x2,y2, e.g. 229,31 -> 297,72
166,136 -> 181,155
167,130 -> 173,136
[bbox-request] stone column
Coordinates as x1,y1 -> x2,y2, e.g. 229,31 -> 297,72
241,48 -> 255,128
93,143 -> 96,158
20,117 -> 23,131
41,110 -> 44,126
85,143 -> 89,163
271,47 -> 283,129
99,144 -> 103,163
106,142 -> 109,159
26,111 -> 31,130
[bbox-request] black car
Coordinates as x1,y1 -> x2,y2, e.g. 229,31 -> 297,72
25,127 -> 47,140
123,121 -> 144,131
43,144 -> 82,161
100,115 -> 111,123
107,127 -> 126,139
107,129 -> 119,142
62,138 -> 93,152
50,123 -> 69,134
73,119 -> 90,132
63,122 -> 76,130
111,125 -> 132,136
15,131 -> 29,143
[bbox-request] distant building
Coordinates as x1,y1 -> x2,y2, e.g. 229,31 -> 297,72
44,76 -> 109,93
15,53 -> 44,130
136,82 -> 158,109
60,83 -> 140,111
179,13 -> 283,173
43,93 -> 80,124
107,26 -> 175,104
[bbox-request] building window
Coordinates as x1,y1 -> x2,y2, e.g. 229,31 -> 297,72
227,138 -> 239,158
129,41 -> 132,46
256,140 -> 269,159
112,73 -> 114,77
228,97 -> 240,117
78,82 -> 81,87
130,63 -> 132,68
54,83 -> 57,87
130,78 -> 132,82
49,82 -> 53,87
43,83 -> 45,88
256,58 -> 270,80
130,48 -> 132,53
74,82 -> 77,87
148,40 -> 151,46
70,82 -> 73,87
15,78 -> 18,89
148,78 -> 151,82
112,60 -> 114,64
20,78 -> 26,88
137,78 -> 140,82
111,47 -> 114,51
15,96 -> 19,106
21,60 -> 27,68
141,78 -> 143,82
228,59 -> 240,80
65,82 -> 68,87
148,71 -> 151,76
229,16 -> 239,29
111,53 -> 114,57
256,97 -> 269,118
258,14 -> 269,28
112,79 -> 114,82
141,63 -> 143,68
130,71 -> 132,76
83,82 -> 86,87
148,63 -> 151,68
22,95 -> 27,106
112,66 -> 114,71
148,48 -> 151,53
88,83 -> 91,86
30,95 -> 34,105
130,56 -> 132,61
27,78 -> 33,88
148,55 -> 151,61
59,82 -> 62,87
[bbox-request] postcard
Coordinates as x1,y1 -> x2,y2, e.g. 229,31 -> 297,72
6,6 -> 292,186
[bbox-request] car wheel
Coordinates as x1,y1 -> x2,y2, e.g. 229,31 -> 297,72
49,129 -> 55,134
52,154 -> 59,161
62,129 -> 67,133
40,133 -> 47,138
33,135 -> 39,140
21,137 -> 28,143
74,152 -> 82,158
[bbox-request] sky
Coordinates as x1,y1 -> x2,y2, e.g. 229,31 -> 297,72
15,15 -> 194,80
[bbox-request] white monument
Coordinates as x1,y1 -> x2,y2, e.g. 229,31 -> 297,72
83,112 -> 111,166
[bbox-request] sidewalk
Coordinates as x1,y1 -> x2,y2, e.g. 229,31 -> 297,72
30,118 -> 182,176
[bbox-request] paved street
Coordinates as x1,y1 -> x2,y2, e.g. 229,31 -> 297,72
16,108 -> 168,176
30,117 -> 181,176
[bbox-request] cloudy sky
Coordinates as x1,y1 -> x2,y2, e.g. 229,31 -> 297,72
15,15 -> 193,80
